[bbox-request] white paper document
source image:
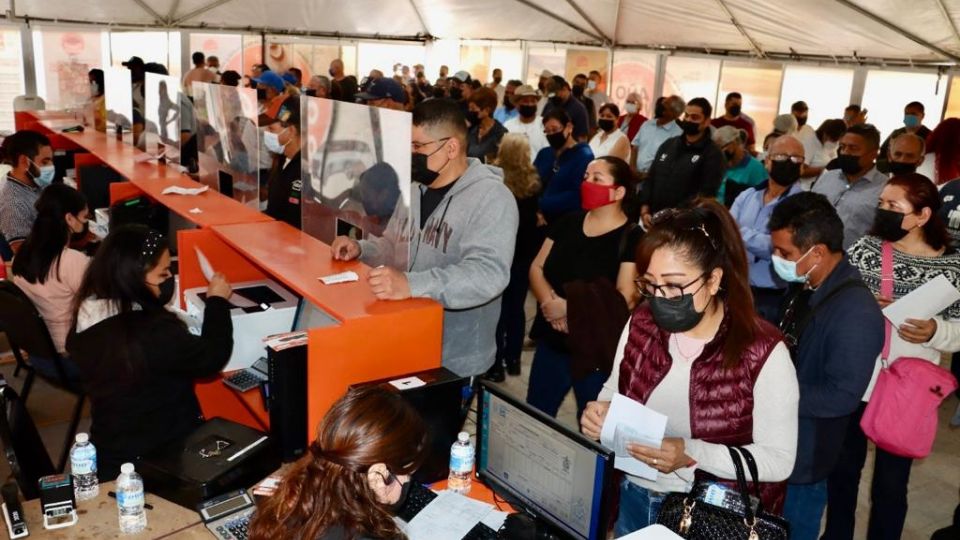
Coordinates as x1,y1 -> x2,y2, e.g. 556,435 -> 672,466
161,184 -> 208,196
882,274 -> 960,327
600,393 -> 668,481
194,247 -> 216,282
400,491 -> 494,540
616,524 -> 684,539
318,271 -> 359,285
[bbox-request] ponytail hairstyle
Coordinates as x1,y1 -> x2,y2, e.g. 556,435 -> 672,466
635,198 -> 756,368
249,386 -> 428,540
594,155 -> 639,221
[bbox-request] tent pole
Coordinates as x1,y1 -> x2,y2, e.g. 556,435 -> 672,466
171,0 -> 237,26
562,0 -> 610,45
934,0 -> 960,48
406,0 -> 432,38
130,0 -> 167,25
612,0 -> 624,47
507,0 -> 604,44
713,0 -> 765,58
167,0 -> 181,24
834,0 -> 960,63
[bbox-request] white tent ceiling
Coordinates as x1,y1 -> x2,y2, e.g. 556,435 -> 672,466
6,0 -> 960,65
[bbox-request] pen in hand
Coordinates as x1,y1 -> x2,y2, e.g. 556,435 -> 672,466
108,491 -> 154,510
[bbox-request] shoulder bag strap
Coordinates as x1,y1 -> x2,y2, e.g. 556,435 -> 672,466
726,446 -> 755,522
736,447 -> 766,513
880,241 -> 894,365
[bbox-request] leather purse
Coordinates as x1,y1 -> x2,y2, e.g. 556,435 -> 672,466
656,447 -> 789,539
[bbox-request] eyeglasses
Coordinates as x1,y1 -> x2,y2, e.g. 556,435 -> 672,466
411,137 -> 450,152
770,153 -> 804,164
635,273 -> 708,299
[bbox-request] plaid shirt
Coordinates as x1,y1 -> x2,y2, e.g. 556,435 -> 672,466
0,176 -> 41,244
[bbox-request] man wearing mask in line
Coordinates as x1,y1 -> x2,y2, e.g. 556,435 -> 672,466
535,69 -> 553,116
331,99 -> 518,378
542,75 -> 589,142
585,70 -> 608,108
0,130 -> 54,254
253,71 -> 288,120
729,135 -> 805,323
356,78 -> 407,111
769,192 -> 882,540
711,92 -> 756,153
571,73 -> 597,132
263,98 -> 302,229
885,132 -> 926,177
448,71 -> 472,117
617,91 -> 647,144
877,101 -> 932,174
843,104 -> 867,128
631,95 -> 683,177
328,59 -> 357,103
488,68 -> 505,103
639,97 -> 726,229
493,79 -> 521,125
792,101 -> 819,167
503,84 -> 550,162
812,124 -> 887,250
206,55 -> 221,82
306,75 -> 331,98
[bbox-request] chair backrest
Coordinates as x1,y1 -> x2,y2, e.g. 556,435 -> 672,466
0,281 -> 63,371
12,95 -> 45,112
0,381 -> 55,500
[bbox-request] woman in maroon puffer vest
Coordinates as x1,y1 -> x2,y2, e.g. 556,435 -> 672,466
581,198 -> 799,535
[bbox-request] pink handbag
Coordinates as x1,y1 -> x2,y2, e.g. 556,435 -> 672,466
860,241 -> 959,458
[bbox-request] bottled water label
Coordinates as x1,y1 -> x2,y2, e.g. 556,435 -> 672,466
117,490 -> 144,509
450,446 -> 474,473
71,448 -> 96,475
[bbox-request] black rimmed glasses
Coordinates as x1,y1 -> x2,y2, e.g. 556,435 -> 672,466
411,137 -> 450,153
635,273 -> 708,300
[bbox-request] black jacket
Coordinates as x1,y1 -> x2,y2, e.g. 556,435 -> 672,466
66,297 -> 233,480
640,133 -> 726,213
266,151 -> 303,229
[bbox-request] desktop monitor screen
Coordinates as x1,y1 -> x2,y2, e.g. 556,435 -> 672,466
476,383 -> 613,540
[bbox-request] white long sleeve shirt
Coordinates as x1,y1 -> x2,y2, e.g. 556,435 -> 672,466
598,320 -> 799,493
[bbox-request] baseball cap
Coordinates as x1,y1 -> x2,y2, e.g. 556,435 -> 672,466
451,70 -> 471,83
773,113 -> 798,134
539,69 -> 554,79
512,84 -> 538,100
281,72 -> 297,85
355,77 -> 405,103
122,56 -> 144,68
713,125 -> 745,148
253,71 -> 285,93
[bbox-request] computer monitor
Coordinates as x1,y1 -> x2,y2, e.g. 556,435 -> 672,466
291,298 -> 339,331
476,382 -> 614,540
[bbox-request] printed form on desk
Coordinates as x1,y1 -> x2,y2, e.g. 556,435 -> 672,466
398,490 -> 508,540
600,393 -> 668,481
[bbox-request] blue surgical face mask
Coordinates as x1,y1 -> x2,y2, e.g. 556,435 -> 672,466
904,114 -> 920,128
263,128 -> 288,154
29,159 -> 55,187
772,247 -> 817,284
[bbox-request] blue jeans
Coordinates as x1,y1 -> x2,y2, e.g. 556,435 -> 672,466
783,480 -> 827,540
615,479 -> 667,536
525,341 -> 607,419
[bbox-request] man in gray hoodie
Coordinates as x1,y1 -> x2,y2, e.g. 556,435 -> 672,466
332,99 -> 519,378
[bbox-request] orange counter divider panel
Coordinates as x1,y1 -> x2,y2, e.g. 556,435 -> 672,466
177,224 -> 442,440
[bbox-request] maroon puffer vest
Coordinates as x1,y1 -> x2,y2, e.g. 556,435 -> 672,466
620,305 -> 788,513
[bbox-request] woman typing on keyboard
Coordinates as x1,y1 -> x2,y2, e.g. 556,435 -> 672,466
249,386 -> 428,540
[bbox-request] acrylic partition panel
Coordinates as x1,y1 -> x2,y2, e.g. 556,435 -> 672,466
143,72 -> 182,162
192,81 -> 261,209
301,97 -> 411,270
104,67 -> 133,131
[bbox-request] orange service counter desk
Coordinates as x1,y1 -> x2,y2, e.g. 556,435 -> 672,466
22,110 -> 444,444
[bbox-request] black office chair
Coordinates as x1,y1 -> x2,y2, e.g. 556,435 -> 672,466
0,380 -> 56,500
0,281 -> 86,472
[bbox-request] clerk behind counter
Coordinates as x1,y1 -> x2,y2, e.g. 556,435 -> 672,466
67,225 -> 235,480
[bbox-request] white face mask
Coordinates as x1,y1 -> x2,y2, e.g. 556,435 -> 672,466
264,128 -> 289,154
587,80 -> 597,91
625,103 -> 638,115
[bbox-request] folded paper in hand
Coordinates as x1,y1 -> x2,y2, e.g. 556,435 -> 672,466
193,247 -> 255,308
882,274 -> 960,327
161,185 -> 208,196
599,393 -> 668,480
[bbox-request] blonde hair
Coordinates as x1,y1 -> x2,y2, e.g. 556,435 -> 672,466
494,133 -> 541,199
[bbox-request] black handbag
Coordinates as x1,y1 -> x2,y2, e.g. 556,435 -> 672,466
655,447 -> 789,539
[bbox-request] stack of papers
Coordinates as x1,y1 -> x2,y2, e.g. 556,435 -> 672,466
599,394 -> 668,480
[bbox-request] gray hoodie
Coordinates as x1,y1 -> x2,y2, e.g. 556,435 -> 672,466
360,158 -> 519,377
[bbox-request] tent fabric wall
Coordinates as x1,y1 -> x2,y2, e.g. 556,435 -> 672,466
7,0 -> 960,64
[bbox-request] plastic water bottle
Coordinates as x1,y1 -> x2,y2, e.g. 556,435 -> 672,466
448,431 -> 474,494
116,463 -> 147,534
70,433 -> 99,501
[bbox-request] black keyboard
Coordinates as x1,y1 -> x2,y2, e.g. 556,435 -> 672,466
462,522 -> 500,540
395,481 -> 438,523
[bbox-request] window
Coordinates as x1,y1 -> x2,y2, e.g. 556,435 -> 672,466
33,27 -> 108,110
526,46 -> 564,87
861,70 -> 946,143
110,31 -> 175,74
718,61 -> 783,146
357,42 -> 425,80
565,49 -> 609,86
778,66 -> 855,131
189,32 -> 243,76
460,44 -> 491,83
662,56 -> 721,107
610,51 -> 658,117
490,45 -> 523,83
0,27 -> 25,131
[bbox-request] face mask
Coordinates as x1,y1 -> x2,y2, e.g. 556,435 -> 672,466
728,104 -> 742,117
795,115 -> 807,127
264,129 -> 287,154
626,103 -> 639,115
518,104 -> 537,118
466,110 -> 480,126
386,477 -> 412,515
449,87 -> 463,101
649,293 -> 707,333
503,95 -> 515,110
769,160 -> 802,187
154,276 -> 176,306
723,149 -> 736,162
29,159 -> 55,187
90,82 -> 99,96
888,161 -> 918,177
256,88 -> 267,101
546,131 -> 567,150
772,247 -> 815,283
411,140 -> 449,186
904,114 -> 920,128
70,220 -> 90,241
598,118 -> 616,133
572,85 -> 585,98
679,120 -> 702,137
873,208 -> 911,242
305,89 -> 317,97
493,77 -> 502,85
836,154 -> 862,175
328,68 -> 337,77
654,102 -> 665,118
587,81 -> 598,91
551,96 -> 565,107
581,181 -> 616,210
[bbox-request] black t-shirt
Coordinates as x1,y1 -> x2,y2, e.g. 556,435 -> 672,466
532,211 -> 642,349
939,179 -> 960,247
265,151 -> 302,229
420,180 -> 457,228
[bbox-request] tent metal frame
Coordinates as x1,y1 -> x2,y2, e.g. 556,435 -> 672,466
833,0 -> 960,64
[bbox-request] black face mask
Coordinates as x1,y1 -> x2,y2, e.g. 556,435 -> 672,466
795,115 -> 807,127
836,154 -> 863,175
873,208 -> 910,242
156,276 -> 175,306
493,77 -> 502,85
551,96 -> 565,107
598,119 -> 616,133
679,120 -> 702,137
387,478 -> 412,515
572,85 -> 585,98
723,150 -> 736,162
328,68 -> 336,77
654,102 -> 666,119
256,88 -> 267,101
518,104 -> 537,119
411,142 -> 448,186
503,95 -> 515,111
649,293 -> 707,333
449,87 -> 463,101
546,131 -> 567,150
728,104 -> 742,117
770,160 -> 802,187
465,110 -> 480,127
888,161 -> 918,177
70,221 -> 90,244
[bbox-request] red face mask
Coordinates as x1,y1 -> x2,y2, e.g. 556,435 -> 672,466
581,181 -> 617,210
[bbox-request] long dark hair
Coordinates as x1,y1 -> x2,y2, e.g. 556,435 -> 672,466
872,173 -> 951,251
636,198 -> 756,368
12,184 -> 87,284
594,156 -> 639,221
249,386 -> 428,540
